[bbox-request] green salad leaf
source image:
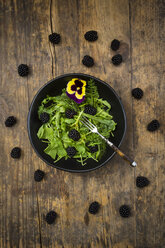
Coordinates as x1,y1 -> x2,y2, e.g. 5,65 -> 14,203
37,79 -> 117,165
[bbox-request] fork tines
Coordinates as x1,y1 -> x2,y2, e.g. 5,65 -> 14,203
80,116 -> 97,132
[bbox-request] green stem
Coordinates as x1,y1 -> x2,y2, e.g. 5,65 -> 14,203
71,110 -> 83,127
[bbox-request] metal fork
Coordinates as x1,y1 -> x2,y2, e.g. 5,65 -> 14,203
80,116 -> 137,167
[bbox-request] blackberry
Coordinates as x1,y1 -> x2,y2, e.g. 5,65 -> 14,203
46,211 -> 57,224
89,201 -> 100,215
68,129 -> 80,141
44,100 -> 54,108
84,30 -> 98,42
84,105 -> 97,115
40,112 -> 50,123
49,33 -> 61,44
147,120 -> 160,132
66,147 -> 77,157
119,205 -> 131,218
34,170 -> 45,182
18,64 -> 29,77
112,54 -> 122,65
65,109 -> 77,119
89,145 -> 98,153
111,39 -> 120,51
5,116 -> 17,127
10,147 -> 21,159
136,176 -> 150,188
82,55 -> 94,67
132,88 -> 143,99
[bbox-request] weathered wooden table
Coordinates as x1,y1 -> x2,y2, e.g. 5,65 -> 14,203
0,0 -> 164,247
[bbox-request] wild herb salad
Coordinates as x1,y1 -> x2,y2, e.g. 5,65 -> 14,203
37,79 -> 116,165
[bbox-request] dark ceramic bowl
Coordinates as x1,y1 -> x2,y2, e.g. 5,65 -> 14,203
27,73 -> 126,173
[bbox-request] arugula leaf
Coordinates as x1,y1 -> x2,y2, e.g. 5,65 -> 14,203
75,144 -> 86,154
37,125 -> 54,140
96,98 -> 111,109
44,142 -> 57,159
37,125 -> 45,139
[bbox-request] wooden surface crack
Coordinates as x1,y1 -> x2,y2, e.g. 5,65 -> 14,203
76,0 -> 80,64
36,185 -> 42,248
49,0 -> 54,77
129,1 -> 137,248
128,0 -> 135,150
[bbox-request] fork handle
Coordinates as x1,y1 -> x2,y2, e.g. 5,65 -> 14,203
98,133 -> 137,167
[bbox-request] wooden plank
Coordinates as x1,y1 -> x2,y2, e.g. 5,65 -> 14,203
130,0 -> 165,247
0,0 -> 51,247
0,0 -> 164,247
39,0 -> 136,247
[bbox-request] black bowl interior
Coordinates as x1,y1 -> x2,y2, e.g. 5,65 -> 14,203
27,73 -> 126,172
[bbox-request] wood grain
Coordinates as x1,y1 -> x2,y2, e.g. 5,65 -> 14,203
0,0 -> 164,247
130,0 -> 165,247
0,0 -> 51,247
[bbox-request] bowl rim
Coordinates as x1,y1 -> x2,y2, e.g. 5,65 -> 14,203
27,73 -> 127,173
